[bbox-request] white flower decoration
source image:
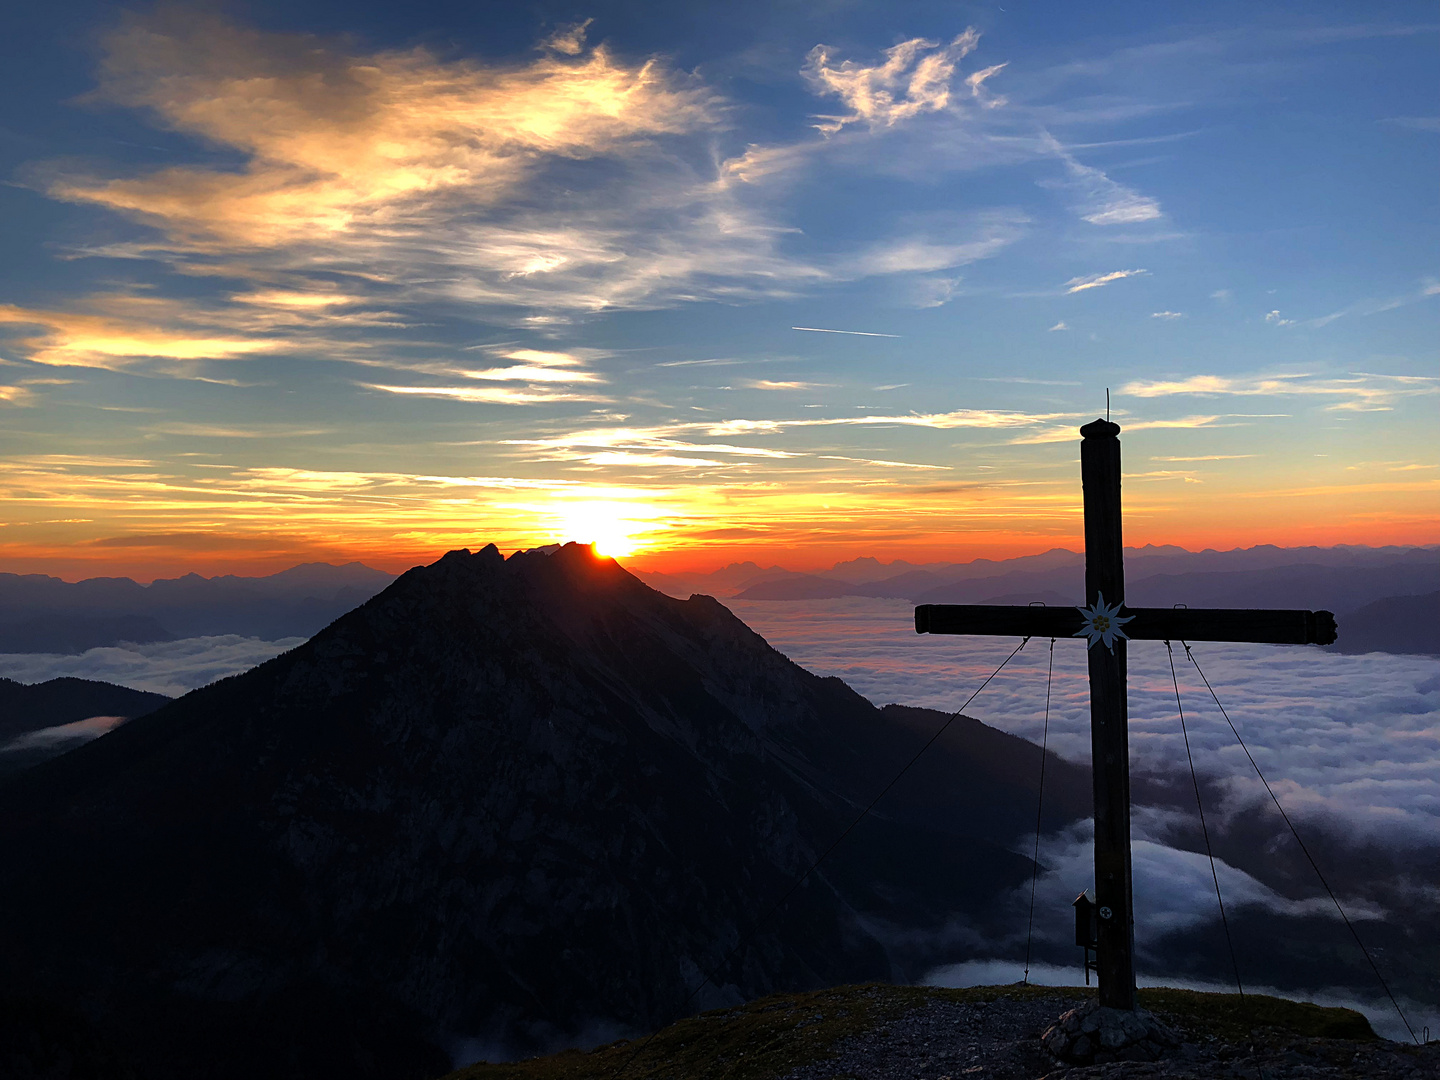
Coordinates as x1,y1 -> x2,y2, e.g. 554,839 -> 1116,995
1074,592 -> 1134,651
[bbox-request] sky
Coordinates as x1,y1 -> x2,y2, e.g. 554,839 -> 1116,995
1,1 -> 1436,579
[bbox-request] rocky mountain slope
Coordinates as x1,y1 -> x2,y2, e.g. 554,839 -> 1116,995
0,544 -> 1087,1080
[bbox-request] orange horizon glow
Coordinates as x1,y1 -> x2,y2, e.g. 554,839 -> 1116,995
3,514 -> 1435,585
3,457 -> 1436,581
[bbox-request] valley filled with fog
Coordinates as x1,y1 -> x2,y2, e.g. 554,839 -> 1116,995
727,595 -> 1440,1041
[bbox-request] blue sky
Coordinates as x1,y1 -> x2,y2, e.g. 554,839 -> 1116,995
0,1 -> 1435,577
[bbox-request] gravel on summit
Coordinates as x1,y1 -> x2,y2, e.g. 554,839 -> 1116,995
778,993 -> 1440,1080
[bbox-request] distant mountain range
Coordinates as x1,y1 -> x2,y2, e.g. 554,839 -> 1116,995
0,544 -> 1088,1080
633,546 -> 1438,655
2,546 -> 1432,656
0,562 -> 397,652
634,544 -> 1437,600
1327,591 -> 1440,656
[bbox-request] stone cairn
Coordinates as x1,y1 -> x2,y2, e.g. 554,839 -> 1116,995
1041,1001 -> 1181,1065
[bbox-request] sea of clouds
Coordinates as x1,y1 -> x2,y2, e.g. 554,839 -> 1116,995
726,596 -> 1440,1042
0,635 -> 306,698
726,597 -> 1440,853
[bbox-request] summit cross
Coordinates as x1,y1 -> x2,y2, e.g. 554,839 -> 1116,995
914,418 -> 1337,1011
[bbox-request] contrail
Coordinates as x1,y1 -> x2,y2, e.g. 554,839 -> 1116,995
792,326 -> 901,338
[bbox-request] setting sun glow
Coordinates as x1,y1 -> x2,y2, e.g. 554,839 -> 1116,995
552,502 -> 657,559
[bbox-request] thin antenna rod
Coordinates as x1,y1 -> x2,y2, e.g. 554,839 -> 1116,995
1106,388 -> 1110,422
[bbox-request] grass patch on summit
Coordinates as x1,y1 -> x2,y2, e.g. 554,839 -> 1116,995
442,982 -> 1374,1080
1138,987 -> 1375,1042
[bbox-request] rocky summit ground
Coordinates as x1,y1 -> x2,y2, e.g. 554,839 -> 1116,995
448,983 -> 1440,1080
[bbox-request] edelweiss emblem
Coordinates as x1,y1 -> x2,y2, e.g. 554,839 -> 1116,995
1074,592 -> 1134,651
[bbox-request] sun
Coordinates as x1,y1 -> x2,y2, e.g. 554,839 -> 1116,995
553,502 -> 650,559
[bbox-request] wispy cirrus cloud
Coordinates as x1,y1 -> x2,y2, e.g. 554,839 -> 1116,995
1064,268 -> 1148,293
1009,415 -> 1226,444
1042,134 -> 1164,226
56,10 -> 719,250
147,422 -> 333,439
1295,278 -> 1440,328
510,425 -> 796,452
39,12 -> 1031,332
361,383 -> 606,405
736,37 -> 1167,239
23,13 -> 1054,349
703,407 -> 1070,436
740,379 -> 829,391
361,346 -> 610,403
1121,371 -> 1440,412
500,410 -> 1072,471
850,211 -> 1028,278
1379,116 -> 1440,132
33,11 -> 841,321
0,384 -> 36,406
802,30 -> 983,134
817,454 -> 947,470
0,301 -> 281,371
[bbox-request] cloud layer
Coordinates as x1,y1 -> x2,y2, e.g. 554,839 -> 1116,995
62,10 -> 719,250
0,635 -> 305,697
725,595 -> 1438,1027
724,596 -> 1440,852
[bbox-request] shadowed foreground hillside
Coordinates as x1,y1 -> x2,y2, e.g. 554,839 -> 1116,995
446,983 -> 1414,1080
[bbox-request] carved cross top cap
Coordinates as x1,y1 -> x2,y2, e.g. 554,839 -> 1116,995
1080,418 -> 1121,439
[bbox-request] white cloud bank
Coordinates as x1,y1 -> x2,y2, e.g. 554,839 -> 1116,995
0,635 -> 305,698
725,596 -> 1440,854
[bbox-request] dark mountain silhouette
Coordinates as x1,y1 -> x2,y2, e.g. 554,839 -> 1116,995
0,544 -> 1087,1080
0,561 -> 395,650
0,677 -> 171,743
1327,591 -> 1439,656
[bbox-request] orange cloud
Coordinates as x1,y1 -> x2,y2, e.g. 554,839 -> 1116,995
0,303 -> 277,370
52,10 -> 720,250
1120,371 -> 1440,412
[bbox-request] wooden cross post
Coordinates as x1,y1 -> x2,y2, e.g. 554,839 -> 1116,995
915,418 -> 1336,1011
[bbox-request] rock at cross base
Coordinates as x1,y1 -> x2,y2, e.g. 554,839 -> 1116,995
1041,1000 -> 1181,1065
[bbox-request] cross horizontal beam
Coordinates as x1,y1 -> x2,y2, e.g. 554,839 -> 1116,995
914,604 -> 1337,646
